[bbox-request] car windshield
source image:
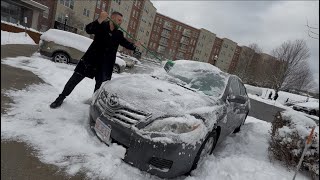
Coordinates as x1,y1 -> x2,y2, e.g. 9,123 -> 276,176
165,60 -> 229,97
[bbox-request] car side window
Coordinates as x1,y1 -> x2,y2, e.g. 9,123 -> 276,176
238,79 -> 247,96
228,78 -> 240,96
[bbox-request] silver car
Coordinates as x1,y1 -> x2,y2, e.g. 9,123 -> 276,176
39,29 -> 126,73
89,60 -> 250,178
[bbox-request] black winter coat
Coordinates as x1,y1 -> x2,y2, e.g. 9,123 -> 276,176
74,20 -> 136,79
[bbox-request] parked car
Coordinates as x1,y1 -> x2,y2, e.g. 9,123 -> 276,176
89,60 -> 250,178
116,52 -> 140,68
39,29 -> 126,73
293,101 -> 319,116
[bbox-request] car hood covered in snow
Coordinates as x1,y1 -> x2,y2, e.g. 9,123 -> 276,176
99,74 -> 224,123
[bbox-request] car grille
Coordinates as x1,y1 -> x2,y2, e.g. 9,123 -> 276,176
149,157 -> 173,170
96,91 -> 151,125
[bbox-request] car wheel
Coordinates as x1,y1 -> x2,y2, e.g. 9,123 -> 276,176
190,129 -> 218,172
309,110 -> 316,115
113,64 -> 120,73
53,52 -> 69,64
233,112 -> 248,134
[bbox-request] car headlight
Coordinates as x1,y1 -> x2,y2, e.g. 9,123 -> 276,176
143,116 -> 202,134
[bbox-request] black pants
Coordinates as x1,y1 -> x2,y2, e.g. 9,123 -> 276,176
60,72 -> 105,97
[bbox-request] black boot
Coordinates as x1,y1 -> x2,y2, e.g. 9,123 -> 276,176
50,95 -> 66,109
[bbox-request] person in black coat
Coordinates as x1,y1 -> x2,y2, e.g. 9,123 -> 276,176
273,92 -> 279,101
50,11 -> 141,108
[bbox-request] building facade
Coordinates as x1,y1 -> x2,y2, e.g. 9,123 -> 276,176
134,0 -> 156,56
228,45 -> 241,74
148,13 -> 199,61
192,28 -> 216,62
1,0 -> 49,30
215,38 -> 237,72
1,0 -> 281,77
208,37 -> 222,65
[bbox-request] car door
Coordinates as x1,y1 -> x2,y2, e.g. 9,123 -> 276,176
225,77 -> 242,133
237,78 -> 250,123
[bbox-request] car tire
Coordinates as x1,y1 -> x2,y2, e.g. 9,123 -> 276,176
309,110 -> 316,115
53,52 -> 69,64
190,129 -> 218,172
113,64 -> 120,73
233,112 -> 248,134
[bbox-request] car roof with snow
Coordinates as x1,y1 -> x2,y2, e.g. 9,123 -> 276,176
40,29 -> 93,52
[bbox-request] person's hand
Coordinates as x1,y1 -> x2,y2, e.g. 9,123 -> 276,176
134,41 -> 142,47
98,11 -> 108,24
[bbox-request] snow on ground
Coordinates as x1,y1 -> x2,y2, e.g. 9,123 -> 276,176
1,20 -> 42,34
248,94 -> 319,121
245,84 -> 319,105
1,30 -> 36,45
1,54 -> 312,179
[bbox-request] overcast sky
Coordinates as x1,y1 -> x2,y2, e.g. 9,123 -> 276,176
151,1 -> 319,91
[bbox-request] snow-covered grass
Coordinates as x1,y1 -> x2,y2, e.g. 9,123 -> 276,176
245,84 -> 319,105
1,53 -> 313,179
1,30 -> 36,45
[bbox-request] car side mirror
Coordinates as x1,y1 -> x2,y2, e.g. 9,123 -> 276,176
227,95 -> 246,104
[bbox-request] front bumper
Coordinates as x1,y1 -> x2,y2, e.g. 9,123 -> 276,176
89,105 -> 201,178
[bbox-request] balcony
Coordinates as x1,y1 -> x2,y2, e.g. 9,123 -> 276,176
178,47 -> 187,53
180,39 -> 189,45
182,30 -> 191,37
163,22 -> 173,30
159,40 -> 168,47
157,49 -> 166,54
176,53 -> 184,59
161,32 -> 171,39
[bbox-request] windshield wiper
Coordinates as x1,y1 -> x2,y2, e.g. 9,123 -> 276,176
175,83 -> 196,92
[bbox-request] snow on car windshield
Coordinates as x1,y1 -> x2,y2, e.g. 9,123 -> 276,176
40,29 -> 93,52
165,60 -> 229,97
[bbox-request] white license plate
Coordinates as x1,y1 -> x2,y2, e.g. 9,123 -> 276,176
94,118 -> 111,144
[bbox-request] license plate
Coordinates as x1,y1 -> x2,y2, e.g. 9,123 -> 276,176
94,118 -> 111,145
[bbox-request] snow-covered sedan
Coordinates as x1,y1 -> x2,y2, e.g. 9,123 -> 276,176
293,101 -> 319,116
39,29 -> 126,73
89,60 -> 250,178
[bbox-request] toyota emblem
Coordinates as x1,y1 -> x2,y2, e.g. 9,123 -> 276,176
107,94 -> 119,107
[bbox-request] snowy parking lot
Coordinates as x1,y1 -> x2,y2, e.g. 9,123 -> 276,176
1,53 -> 314,180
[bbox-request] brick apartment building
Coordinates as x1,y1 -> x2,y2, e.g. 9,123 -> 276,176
148,12 -> 200,61
2,0 -> 278,77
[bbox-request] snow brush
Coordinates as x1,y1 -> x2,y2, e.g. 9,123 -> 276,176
107,17 -> 175,72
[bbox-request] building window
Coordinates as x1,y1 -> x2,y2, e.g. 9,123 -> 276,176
97,0 -> 101,9
40,25 -> 47,32
102,2 -> 106,10
83,8 -> 90,17
60,0 -> 74,9
81,23 -> 86,31
94,13 -> 99,20
43,8 -> 49,18
57,13 -> 64,23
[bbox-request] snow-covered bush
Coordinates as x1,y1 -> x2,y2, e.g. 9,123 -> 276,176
268,110 -> 319,178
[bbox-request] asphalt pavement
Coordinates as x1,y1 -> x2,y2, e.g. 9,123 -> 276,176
1,44 -> 86,180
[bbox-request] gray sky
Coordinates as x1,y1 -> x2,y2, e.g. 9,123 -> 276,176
151,1 -> 319,92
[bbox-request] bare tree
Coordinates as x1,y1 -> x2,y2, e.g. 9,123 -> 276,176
270,39 -> 311,93
248,43 -> 263,54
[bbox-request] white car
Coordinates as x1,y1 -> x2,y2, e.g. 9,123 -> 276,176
293,101 -> 319,116
116,52 -> 140,68
39,29 -> 126,73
